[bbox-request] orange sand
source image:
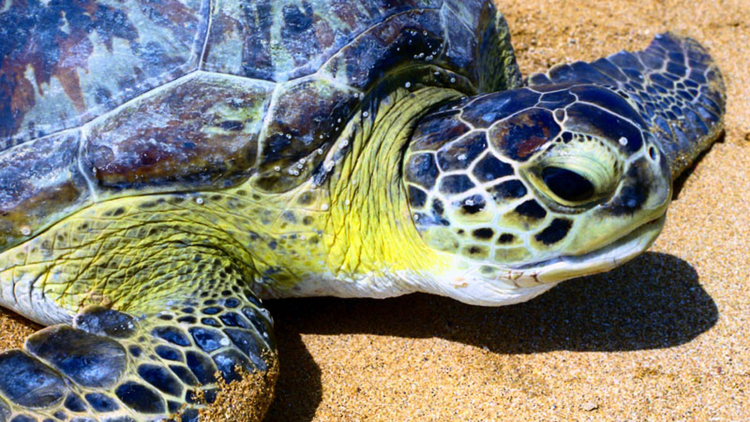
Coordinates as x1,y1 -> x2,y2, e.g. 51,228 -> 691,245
2,0 -> 749,421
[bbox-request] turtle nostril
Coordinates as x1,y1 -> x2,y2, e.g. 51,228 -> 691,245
648,145 -> 659,161
541,166 -> 595,203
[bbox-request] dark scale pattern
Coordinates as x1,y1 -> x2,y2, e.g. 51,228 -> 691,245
534,219 -> 573,245
201,318 -> 221,327
489,180 -> 527,200
0,288 -> 275,421
497,234 -> 515,244
530,32 -> 726,177
169,365 -> 199,387
213,350 -> 253,383
224,328 -> 268,370
0,351 -> 67,409
472,228 -> 494,241
461,88 -> 541,128
488,107 -> 561,161
407,186 -> 428,209
63,395 -> 86,413
514,200 -> 548,220
457,195 -> 487,215
168,400 -> 182,414
405,153 -> 440,189
241,303 -> 273,334
201,307 -> 221,315
114,382 -> 165,414
74,306 -> 137,339
152,326 -> 191,347
410,110 -> 470,152
185,351 -> 218,385
84,393 -> 119,413
189,327 -> 227,353
439,175 -> 475,194
25,326 -> 127,389
220,312 -> 252,329
127,346 -> 142,358
155,346 -> 183,362
437,132 -> 487,171
137,365 -> 183,397
433,199 -> 445,217
472,154 -> 513,182
565,103 -> 643,153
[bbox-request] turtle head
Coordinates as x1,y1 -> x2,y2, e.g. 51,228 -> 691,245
403,85 -> 671,305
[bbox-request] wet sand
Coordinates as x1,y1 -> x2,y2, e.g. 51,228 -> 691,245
2,0 -> 749,420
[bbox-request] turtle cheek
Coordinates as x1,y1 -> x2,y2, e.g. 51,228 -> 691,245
559,154 -> 671,256
487,108 -> 561,162
602,154 -> 671,219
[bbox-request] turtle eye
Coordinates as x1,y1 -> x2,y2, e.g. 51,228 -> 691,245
524,136 -> 621,209
541,167 -> 595,203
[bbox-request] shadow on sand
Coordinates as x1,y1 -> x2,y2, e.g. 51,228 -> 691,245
263,251 -> 718,421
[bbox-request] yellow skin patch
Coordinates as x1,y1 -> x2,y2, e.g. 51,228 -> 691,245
0,88 -> 462,325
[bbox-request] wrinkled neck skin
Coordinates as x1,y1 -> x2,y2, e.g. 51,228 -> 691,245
272,87 -> 558,306
269,87 -> 464,299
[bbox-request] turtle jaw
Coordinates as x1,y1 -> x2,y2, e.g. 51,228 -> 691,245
511,211 -> 667,284
423,211 -> 667,307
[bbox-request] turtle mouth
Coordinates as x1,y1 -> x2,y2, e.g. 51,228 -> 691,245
512,213 -> 667,284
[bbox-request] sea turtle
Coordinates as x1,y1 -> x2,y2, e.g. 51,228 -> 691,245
0,0 -> 725,420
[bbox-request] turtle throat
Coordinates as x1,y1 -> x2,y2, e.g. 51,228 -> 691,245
323,87 -> 463,289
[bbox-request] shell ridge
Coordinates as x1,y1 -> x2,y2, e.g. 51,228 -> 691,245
77,125 -> 99,204
441,1 -> 476,35
198,0 -> 214,68
254,84 -> 284,173
436,4 -> 455,64
80,70 -> 202,133
0,127 -> 79,156
0,69 -> 280,151
313,6 -> 443,81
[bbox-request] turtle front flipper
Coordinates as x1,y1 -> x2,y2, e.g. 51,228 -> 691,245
529,33 -> 726,178
0,290 -> 276,421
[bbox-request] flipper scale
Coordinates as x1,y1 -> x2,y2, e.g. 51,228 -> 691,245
0,295 -> 276,421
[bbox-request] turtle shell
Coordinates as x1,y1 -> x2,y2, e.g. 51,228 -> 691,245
0,0 -> 521,249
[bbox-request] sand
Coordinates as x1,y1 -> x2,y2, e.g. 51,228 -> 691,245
2,0 -> 749,420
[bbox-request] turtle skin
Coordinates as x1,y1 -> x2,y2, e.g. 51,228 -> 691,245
0,0 -> 727,421
403,33 -> 724,288
0,1 -> 522,421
